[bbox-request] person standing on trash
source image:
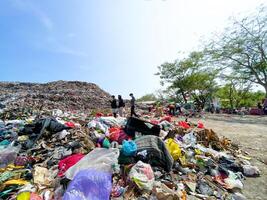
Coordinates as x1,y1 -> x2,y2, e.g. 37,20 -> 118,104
176,102 -> 182,115
168,102 -> 175,116
118,95 -> 125,117
129,93 -> 138,117
110,95 -> 118,118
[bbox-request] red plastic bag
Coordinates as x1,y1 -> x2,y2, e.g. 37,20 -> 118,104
197,122 -> 204,128
96,112 -> 104,117
108,127 -> 121,142
178,121 -> 190,129
150,120 -> 159,125
117,130 -> 131,144
109,128 -> 130,144
65,122 -> 75,128
58,153 -> 84,177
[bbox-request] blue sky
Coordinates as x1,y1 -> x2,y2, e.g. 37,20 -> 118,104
1,0 -> 266,97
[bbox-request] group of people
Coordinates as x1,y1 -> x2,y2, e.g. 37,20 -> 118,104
110,93 -> 138,118
257,98 -> 267,115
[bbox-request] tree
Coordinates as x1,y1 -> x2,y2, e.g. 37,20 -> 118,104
157,51 -> 218,108
216,81 -> 265,108
216,81 -> 252,109
137,93 -> 157,102
206,6 -> 267,96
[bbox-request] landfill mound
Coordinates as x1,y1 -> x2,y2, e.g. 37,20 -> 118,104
0,108 -> 261,200
0,81 -> 111,114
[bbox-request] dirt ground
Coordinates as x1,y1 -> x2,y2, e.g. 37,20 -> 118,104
188,114 -> 267,200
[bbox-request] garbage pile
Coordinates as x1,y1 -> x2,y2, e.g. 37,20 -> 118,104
0,81 -> 111,114
0,110 -> 260,200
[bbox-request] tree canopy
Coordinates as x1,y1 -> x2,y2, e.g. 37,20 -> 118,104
137,93 -> 158,102
157,6 -> 267,108
157,52 -> 218,108
206,6 -> 267,96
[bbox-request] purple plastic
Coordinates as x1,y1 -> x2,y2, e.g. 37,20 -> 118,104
63,169 -> 112,200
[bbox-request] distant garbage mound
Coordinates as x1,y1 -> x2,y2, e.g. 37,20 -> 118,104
0,81 -> 111,115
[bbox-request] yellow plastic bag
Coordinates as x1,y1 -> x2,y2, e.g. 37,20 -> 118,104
165,138 -> 181,160
16,191 -> 30,200
179,155 -> 187,166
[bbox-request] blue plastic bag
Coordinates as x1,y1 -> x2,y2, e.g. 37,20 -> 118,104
63,169 -> 112,200
122,140 -> 137,156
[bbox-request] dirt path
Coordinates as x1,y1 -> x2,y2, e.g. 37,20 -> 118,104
189,115 -> 267,200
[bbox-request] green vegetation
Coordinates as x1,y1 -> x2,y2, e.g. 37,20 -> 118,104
137,93 -> 157,102
156,6 -> 267,109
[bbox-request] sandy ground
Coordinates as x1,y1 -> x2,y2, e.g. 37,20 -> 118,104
188,114 -> 267,200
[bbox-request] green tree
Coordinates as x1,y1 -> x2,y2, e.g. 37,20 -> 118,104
137,93 -> 157,102
206,6 -> 267,96
216,81 -> 252,109
216,82 -> 265,108
157,51 -> 218,108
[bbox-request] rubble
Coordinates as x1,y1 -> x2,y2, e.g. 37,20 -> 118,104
0,103 -> 261,200
0,81 -> 111,117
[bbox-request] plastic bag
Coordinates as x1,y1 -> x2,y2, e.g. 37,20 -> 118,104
165,138 -> 181,160
63,169 -> 112,200
183,132 -> 196,146
108,127 -> 121,141
65,148 -> 119,180
224,171 -> 243,190
159,120 -> 174,131
197,122 -> 204,128
178,121 -> 190,129
58,153 -> 84,177
52,109 -> 63,117
33,166 -> 54,186
102,138 -> 111,148
150,120 -> 159,125
122,140 -> 137,156
242,165 -> 260,177
117,130 -> 131,144
0,143 -> 21,168
16,192 -> 30,200
17,192 -> 42,200
88,120 -> 108,133
154,181 -> 179,200
129,161 -> 154,191
65,122 -> 75,128
95,112 -> 104,117
58,130 -> 70,140
99,117 -> 120,127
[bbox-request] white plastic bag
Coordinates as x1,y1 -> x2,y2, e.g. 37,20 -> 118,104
242,165 -> 260,177
183,131 -> 196,146
224,171 -> 243,190
65,148 -> 119,180
129,161 -> 154,191
88,119 -> 109,133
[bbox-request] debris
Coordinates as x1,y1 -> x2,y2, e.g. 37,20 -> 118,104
129,161 -> 155,191
0,99 -> 261,199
